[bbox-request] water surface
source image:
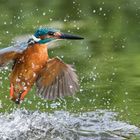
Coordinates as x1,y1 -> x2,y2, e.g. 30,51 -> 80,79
0,109 -> 139,140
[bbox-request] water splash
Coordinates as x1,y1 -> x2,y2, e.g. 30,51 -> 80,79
0,109 -> 139,140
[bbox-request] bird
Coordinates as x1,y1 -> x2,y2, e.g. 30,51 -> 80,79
0,27 -> 84,104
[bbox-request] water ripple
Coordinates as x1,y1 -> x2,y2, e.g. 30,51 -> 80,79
0,109 -> 139,140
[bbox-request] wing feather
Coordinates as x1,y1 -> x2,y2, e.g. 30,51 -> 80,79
36,57 -> 79,100
0,42 -> 27,66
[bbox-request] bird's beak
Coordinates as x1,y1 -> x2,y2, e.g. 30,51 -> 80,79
54,32 -> 84,40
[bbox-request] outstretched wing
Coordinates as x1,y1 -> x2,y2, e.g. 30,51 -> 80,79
36,57 -> 79,100
0,42 -> 28,66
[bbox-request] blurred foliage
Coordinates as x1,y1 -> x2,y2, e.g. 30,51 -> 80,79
0,1 -> 140,137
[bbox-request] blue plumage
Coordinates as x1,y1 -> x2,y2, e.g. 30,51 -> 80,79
34,28 -> 59,44
34,28 -> 59,38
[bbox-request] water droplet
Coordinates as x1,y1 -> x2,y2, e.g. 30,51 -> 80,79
99,7 -> 103,11
43,12 -> 46,16
22,82 -> 25,86
125,92 -> 128,95
77,27 -> 80,30
93,78 -> 96,81
80,88 -> 83,92
70,85 -> 73,89
4,66 -> 8,70
93,10 -> 96,13
16,78 -> 20,82
75,97 -> 80,102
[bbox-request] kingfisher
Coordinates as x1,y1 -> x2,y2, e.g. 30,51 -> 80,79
0,27 -> 84,104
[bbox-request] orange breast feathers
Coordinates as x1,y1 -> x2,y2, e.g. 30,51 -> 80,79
10,43 -> 49,99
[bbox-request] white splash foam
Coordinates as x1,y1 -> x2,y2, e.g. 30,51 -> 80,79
0,109 -> 139,140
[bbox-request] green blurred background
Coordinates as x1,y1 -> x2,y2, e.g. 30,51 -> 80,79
0,0 -> 140,130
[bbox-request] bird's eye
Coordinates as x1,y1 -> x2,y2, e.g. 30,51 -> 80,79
47,31 -> 54,36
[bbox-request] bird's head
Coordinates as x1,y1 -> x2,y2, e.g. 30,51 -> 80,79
32,27 -> 84,44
